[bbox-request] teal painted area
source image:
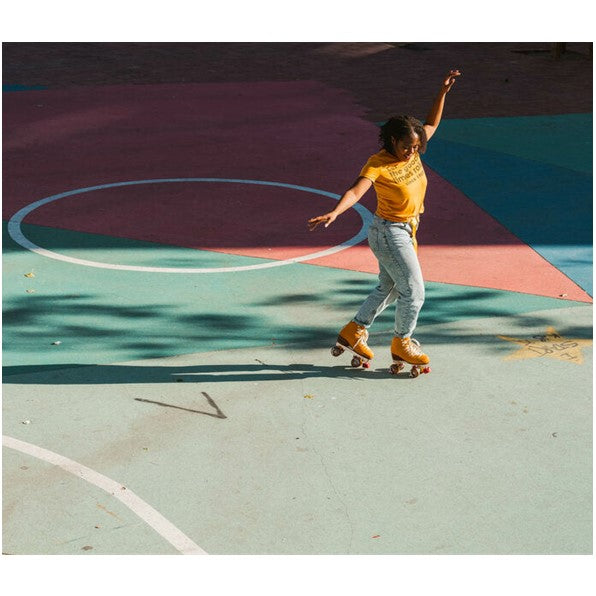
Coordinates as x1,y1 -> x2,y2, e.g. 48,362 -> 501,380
435,114 -> 593,174
3,84 -> 47,92
3,305 -> 592,554
2,448 -> 177,554
3,222 -> 585,374
424,114 -> 593,296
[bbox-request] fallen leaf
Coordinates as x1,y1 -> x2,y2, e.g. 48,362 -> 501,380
24,272 -> 35,278
304,394 -> 314,399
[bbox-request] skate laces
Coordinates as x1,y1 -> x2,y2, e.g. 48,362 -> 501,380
353,326 -> 369,348
404,338 -> 422,356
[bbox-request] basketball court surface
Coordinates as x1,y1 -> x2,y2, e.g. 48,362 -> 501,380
2,42 -> 593,557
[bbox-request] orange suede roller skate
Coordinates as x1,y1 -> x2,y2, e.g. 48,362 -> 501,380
389,337 -> 431,378
330,321 -> 374,368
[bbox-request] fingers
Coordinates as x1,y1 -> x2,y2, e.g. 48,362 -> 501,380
307,216 -> 325,231
442,69 -> 461,92
308,214 -> 334,231
446,69 -> 461,84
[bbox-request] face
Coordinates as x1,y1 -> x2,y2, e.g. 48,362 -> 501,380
391,133 -> 421,162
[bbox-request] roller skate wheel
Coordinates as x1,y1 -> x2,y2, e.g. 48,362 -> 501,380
390,362 -> 404,375
350,356 -> 362,368
410,367 -> 420,378
331,345 -> 344,357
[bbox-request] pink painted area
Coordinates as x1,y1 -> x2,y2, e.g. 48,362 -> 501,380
419,245 -> 590,301
3,82 -> 590,302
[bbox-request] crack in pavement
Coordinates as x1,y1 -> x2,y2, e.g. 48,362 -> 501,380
300,385 -> 354,552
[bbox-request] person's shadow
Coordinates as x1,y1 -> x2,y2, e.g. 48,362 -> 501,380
3,361 -> 404,385
4,361 -> 415,420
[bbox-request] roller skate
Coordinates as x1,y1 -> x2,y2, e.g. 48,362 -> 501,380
389,337 -> 431,378
330,321 -> 373,368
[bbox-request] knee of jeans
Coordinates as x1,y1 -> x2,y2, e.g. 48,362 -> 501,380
376,281 -> 396,295
414,286 -> 425,305
402,283 -> 425,306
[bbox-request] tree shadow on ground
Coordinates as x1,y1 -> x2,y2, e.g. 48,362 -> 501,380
4,279 -> 591,373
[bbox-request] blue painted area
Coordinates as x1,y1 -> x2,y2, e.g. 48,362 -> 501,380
424,115 -> 593,296
434,114 -> 593,174
3,84 -> 47,92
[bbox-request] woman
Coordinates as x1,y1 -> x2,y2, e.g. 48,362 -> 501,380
308,69 -> 461,373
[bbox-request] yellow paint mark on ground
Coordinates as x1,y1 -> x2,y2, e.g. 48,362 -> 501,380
498,327 -> 592,364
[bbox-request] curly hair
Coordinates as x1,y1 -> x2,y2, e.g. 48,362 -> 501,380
379,115 -> 428,154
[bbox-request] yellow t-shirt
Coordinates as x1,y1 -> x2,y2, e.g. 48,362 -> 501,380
359,150 -> 427,222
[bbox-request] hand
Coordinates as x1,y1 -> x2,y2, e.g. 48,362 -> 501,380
442,69 -> 461,92
308,212 -> 337,231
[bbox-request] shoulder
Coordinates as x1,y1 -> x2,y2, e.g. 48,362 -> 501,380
362,149 -> 395,169
366,149 -> 392,164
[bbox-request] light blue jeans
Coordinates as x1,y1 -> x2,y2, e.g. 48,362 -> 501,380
353,215 -> 424,338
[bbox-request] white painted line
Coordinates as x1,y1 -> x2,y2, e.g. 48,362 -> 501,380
8,178 -> 373,273
3,435 -> 207,555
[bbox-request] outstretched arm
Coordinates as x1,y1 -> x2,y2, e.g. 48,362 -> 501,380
423,69 -> 461,141
308,176 -> 373,230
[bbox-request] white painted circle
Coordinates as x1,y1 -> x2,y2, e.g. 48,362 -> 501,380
7,178 -> 373,273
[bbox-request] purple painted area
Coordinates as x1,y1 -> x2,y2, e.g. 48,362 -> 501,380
27,180 -> 364,258
3,82 -> 377,260
3,82 -> 377,220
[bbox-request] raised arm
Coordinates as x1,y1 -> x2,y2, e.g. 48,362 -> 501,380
308,176 -> 373,230
423,69 -> 461,141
